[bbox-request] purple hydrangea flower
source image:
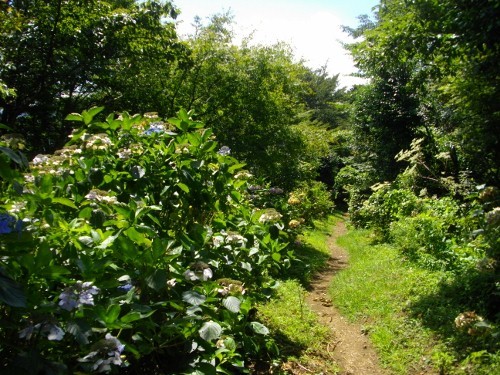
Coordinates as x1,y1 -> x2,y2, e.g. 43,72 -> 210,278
79,333 -> 125,373
143,122 -> 165,136
217,146 -> 231,156
19,322 -> 65,341
268,187 -> 284,195
59,281 -> 99,311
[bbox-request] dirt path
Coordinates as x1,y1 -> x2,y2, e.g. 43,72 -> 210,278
304,220 -> 387,375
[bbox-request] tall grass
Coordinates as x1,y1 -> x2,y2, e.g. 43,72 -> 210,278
330,226 -> 500,374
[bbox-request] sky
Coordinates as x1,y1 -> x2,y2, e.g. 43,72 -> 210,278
172,0 -> 379,88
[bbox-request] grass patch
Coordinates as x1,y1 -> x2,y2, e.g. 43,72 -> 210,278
330,226 -> 500,374
258,279 -> 340,374
285,213 -> 343,285
257,214 -> 343,373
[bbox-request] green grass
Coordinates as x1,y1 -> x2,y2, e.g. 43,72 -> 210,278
285,213 -> 344,285
257,214 -> 343,373
330,226 -> 500,375
260,215 -> 499,374
258,279 -> 340,374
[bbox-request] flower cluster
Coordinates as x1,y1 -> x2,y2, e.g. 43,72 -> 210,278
79,333 -> 125,373
268,187 -> 284,195
287,195 -> 301,205
234,171 -> 253,179
85,189 -> 118,204
212,231 -> 247,248
84,133 -> 113,151
116,143 -> 143,160
226,232 -> 247,245
184,261 -> 213,282
454,311 -> 485,335
247,185 -> 263,192
1,133 -> 25,150
486,207 -> 500,227
218,146 -> 231,156
19,322 -> 65,341
143,121 -> 166,136
29,146 -> 81,177
59,281 -> 100,311
258,208 -> 282,224
0,213 -> 17,234
217,279 -> 246,296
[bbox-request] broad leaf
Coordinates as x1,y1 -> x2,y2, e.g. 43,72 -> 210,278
199,320 -> 222,341
182,290 -> 206,306
250,321 -> 269,335
0,272 -> 26,307
223,296 -> 241,313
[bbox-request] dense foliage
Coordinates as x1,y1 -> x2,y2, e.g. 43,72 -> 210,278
336,0 -> 500,371
0,107 -> 320,373
2,0 -> 498,372
0,0 -> 187,152
0,3 -> 346,190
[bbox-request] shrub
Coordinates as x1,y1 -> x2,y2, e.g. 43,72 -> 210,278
0,108 -> 294,373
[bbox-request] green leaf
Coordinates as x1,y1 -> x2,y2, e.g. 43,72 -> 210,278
177,108 -> 189,122
223,296 -> 241,313
40,174 -> 53,195
105,305 -> 121,324
52,197 -> 77,209
78,236 -> 94,247
120,309 -> 155,323
125,227 -> 152,247
185,363 -> 217,375
177,182 -> 190,193
223,337 -> 237,351
228,163 -> 246,173
82,106 -> 105,125
120,312 -> 142,323
96,232 -> 119,250
182,290 -> 206,306
0,272 -> 26,307
65,113 -> 84,122
146,269 -> 167,291
199,320 -> 222,341
0,146 -> 23,166
250,321 -> 269,335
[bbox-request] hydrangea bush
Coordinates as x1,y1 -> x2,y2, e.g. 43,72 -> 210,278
0,108 -> 295,373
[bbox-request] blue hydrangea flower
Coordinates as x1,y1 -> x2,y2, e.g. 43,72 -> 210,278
59,281 -> 100,311
143,122 -> 165,136
117,283 -> 132,292
19,322 -> 65,341
218,146 -> 231,156
79,333 -> 125,373
0,213 -> 16,234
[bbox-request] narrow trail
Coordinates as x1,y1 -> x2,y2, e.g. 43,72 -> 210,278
304,220 -> 387,375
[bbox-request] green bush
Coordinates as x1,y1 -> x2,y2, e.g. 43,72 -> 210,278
355,185 -> 420,239
286,180 -> 334,225
0,108 -> 296,374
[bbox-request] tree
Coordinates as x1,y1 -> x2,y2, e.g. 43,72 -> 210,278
344,0 -> 500,189
0,0 -> 186,153
299,65 -> 348,128
169,14 -> 329,188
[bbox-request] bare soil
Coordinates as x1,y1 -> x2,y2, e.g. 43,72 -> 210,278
301,220 -> 387,375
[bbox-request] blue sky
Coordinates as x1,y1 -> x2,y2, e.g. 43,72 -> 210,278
172,0 -> 379,87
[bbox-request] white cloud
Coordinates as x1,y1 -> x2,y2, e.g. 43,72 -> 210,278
175,1 -> 368,87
